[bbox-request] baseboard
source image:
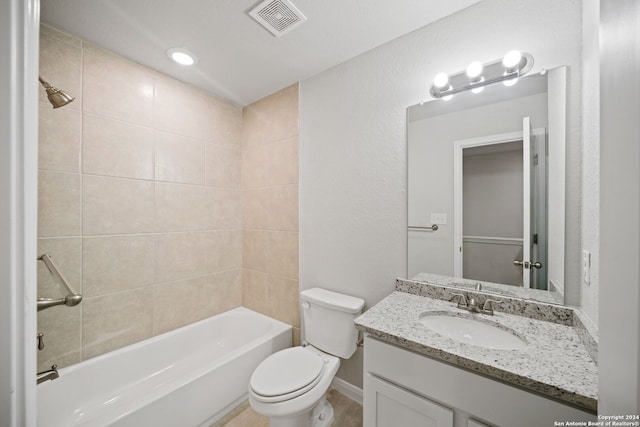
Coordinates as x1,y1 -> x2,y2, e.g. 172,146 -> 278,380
330,377 -> 363,405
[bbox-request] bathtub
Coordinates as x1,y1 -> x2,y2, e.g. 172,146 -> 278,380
37,307 -> 292,427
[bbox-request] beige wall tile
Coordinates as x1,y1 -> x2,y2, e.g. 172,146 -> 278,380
83,235 -> 154,297
155,182 -> 207,232
39,32 -> 82,109
38,171 -> 81,237
241,84 -> 298,150
242,269 -> 269,315
83,50 -> 155,127
82,113 -> 154,180
203,270 -> 242,317
155,77 -> 208,140
155,131 -> 205,185
37,238 -> 82,297
241,144 -> 268,189
83,175 -> 154,235
267,136 -> 298,186
243,230 -> 268,272
37,305 -> 82,372
269,84 -> 299,142
242,189 -> 269,230
206,144 -> 241,188
82,288 -> 153,360
265,185 -> 299,231
207,188 -> 242,230
41,25 -> 82,48
205,230 -> 242,274
154,232 -> 206,284
208,98 -> 242,147
267,275 -> 299,327
39,102 -> 81,172
153,277 -> 207,334
266,231 -> 299,279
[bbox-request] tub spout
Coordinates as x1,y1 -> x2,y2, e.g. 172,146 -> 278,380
37,365 -> 59,385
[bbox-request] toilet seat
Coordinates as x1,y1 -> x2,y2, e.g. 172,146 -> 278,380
250,347 -> 326,403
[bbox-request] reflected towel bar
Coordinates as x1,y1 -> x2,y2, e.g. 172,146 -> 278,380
37,254 -> 82,311
408,224 -> 439,232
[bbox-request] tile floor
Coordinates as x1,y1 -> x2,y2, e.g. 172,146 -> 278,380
213,389 -> 363,427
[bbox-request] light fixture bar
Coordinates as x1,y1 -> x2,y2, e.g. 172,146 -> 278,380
430,52 -> 534,99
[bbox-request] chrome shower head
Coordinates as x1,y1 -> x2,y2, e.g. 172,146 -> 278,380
38,76 -> 75,108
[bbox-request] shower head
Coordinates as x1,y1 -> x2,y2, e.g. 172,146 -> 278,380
38,76 -> 75,108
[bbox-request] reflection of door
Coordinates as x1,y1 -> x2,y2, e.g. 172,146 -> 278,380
453,118 -> 545,288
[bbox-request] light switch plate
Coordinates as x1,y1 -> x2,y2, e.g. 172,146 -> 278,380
430,213 -> 447,225
582,250 -> 591,285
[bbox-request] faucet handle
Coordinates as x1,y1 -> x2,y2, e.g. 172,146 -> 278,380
482,299 -> 503,315
450,292 -> 468,309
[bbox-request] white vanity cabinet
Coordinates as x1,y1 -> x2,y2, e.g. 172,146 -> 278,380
363,335 -> 596,427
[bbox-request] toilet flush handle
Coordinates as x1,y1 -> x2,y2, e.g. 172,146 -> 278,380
302,301 -> 310,309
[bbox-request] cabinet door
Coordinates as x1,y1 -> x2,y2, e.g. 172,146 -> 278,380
364,373 -> 453,427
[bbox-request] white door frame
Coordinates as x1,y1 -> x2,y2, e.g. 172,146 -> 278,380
453,126 -> 544,287
0,0 -> 39,426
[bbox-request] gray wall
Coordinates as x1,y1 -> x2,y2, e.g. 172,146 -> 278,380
300,0 -> 583,388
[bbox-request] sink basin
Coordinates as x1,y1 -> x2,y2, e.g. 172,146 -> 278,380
419,313 -> 527,350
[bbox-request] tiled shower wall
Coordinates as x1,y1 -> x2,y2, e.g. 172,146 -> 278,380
241,85 -> 300,344
37,26 -> 244,371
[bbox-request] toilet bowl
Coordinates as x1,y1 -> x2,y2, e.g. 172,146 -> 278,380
247,288 -> 365,427
249,346 -> 339,427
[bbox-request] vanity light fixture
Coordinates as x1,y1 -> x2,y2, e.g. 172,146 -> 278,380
167,48 -> 197,66
430,50 -> 534,99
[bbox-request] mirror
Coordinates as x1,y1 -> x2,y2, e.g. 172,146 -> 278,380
407,67 -> 567,304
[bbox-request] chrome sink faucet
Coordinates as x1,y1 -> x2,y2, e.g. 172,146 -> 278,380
451,292 -> 503,315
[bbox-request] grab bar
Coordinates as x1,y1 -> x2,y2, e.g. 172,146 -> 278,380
408,224 -> 439,232
37,254 -> 82,311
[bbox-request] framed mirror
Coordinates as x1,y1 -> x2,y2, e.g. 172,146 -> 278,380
407,66 -> 567,304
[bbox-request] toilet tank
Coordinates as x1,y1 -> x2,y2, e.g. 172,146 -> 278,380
300,288 -> 365,359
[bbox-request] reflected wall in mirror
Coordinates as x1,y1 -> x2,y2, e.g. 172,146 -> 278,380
407,67 -> 566,304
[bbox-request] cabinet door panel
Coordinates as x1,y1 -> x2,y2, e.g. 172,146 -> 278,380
365,374 -> 453,427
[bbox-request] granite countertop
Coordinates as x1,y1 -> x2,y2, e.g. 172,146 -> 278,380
354,291 -> 598,412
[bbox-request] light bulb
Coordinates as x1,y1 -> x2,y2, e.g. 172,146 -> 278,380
442,94 -> 453,101
502,50 -> 522,70
466,61 -> 483,79
433,72 -> 449,89
167,48 -> 197,66
472,86 -> 484,94
503,77 -> 518,87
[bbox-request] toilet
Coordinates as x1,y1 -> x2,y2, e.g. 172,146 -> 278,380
248,288 -> 365,427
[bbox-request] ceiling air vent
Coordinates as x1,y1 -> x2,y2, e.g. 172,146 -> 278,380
248,0 -> 307,37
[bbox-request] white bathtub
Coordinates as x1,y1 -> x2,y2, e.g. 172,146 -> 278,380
37,307 -> 292,427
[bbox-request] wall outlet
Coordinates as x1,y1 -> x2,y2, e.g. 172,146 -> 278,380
430,213 -> 447,225
582,250 -> 591,285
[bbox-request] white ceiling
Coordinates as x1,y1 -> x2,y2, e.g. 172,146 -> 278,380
41,0 -> 481,106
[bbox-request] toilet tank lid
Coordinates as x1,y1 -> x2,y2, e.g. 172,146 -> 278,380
300,288 -> 365,314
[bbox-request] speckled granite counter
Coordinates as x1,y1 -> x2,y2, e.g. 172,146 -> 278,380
354,291 -> 598,413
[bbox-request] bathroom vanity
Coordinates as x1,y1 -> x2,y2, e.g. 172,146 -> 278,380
355,280 -> 597,427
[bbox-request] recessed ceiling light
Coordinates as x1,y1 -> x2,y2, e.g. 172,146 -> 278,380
167,48 -> 197,66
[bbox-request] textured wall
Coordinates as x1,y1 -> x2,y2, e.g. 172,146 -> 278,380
37,25 -> 243,371
300,0 -> 583,388
241,84 -> 300,344
580,0 -> 600,327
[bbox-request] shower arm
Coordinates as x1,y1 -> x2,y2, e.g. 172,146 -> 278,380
37,254 -> 82,311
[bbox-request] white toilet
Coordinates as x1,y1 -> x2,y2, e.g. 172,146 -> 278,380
248,288 -> 365,427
